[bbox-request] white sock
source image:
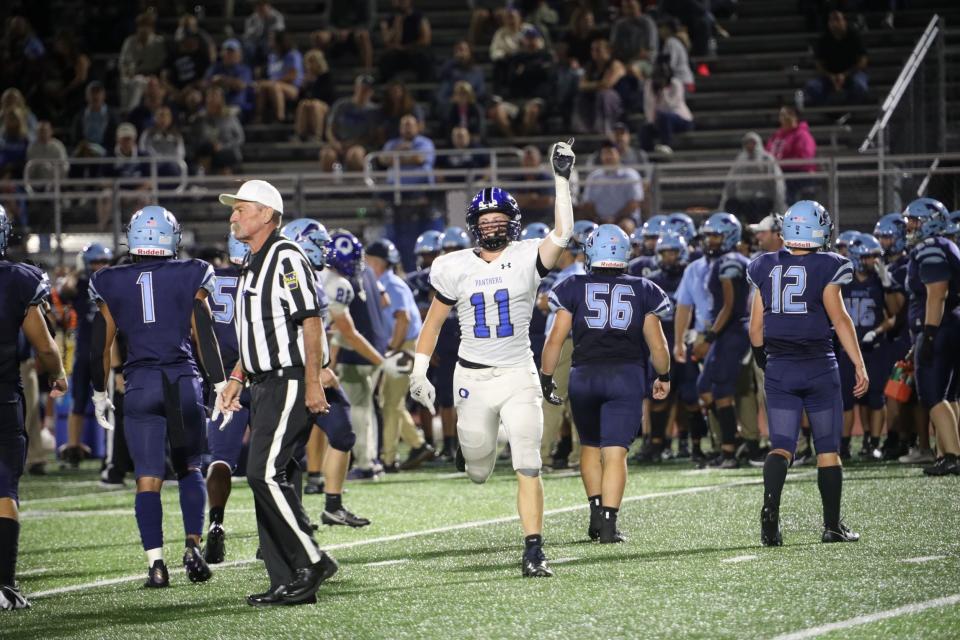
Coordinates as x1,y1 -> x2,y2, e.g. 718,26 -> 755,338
146,547 -> 163,566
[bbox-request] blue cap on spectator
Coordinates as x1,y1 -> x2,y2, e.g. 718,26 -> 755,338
221,38 -> 241,51
521,25 -> 542,39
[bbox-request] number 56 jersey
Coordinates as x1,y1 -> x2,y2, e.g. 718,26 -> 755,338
430,239 -> 545,367
747,248 -> 853,361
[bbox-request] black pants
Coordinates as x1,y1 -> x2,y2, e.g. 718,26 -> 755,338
247,371 -> 321,588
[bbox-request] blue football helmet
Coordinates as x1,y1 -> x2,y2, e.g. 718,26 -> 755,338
629,228 -> 644,249
326,229 -> 364,278
126,206 -> 181,257
81,243 -> 113,270
641,214 -> 668,238
782,200 -> 832,251
281,218 -> 331,270
903,197 -> 949,243
836,230 -> 860,252
367,238 -> 401,266
466,187 -> 522,250
520,222 -> 550,241
700,212 -> 742,255
665,212 -> 697,244
414,230 -> 443,255
0,204 -> 10,255
946,210 -> 960,238
584,224 -> 631,272
873,213 -> 907,256
655,231 -> 689,273
848,232 -> 882,272
441,226 -> 471,251
226,232 -> 249,266
569,220 -> 598,256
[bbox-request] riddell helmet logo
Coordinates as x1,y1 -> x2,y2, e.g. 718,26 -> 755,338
134,248 -> 167,256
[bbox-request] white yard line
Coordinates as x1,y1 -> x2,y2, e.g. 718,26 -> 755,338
771,594 -> 960,640
721,555 -> 758,564
899,555 -> 946,564
550,557 -> 579,564
363,559 -> 410,567
18,568 -> 49,577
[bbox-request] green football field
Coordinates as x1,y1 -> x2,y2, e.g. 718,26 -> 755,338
6,452 -> 960,640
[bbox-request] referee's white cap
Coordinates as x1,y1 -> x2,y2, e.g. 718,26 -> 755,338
219,180 -> 284,214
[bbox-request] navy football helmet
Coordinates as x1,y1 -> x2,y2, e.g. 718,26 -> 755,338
466,187 -> 522,250
326,230 -> 364,278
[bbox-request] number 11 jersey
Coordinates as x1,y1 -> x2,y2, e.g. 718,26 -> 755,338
430,239 -> 544,367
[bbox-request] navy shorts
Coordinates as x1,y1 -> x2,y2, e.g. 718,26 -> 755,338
676,353 -> 700,406
314,386 -> 355,452
433,351 -> 457,409
70,353 -> 93,417
838,343 -> 886,411
698,326 -> 750,399
914,318 -> 960,408
207,388 -> 250,471
765,357 -> 842,455
569,362 -> 645,449
0,401 -> 26,504
124,368 -> 207,479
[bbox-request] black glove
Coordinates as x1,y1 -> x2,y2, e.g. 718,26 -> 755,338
550,138 -> 575,180
752,344 -> 767,370
539,371 -> 563,405
918,325 -> 937,366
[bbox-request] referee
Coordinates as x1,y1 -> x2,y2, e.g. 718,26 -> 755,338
216,180 -> 338,607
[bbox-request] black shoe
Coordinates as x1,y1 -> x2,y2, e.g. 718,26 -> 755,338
283,552 -> 339,604
822,521 -> 861,543
304,481 -> 324,495
691,447 -> 706,464
676,441 -> 691,459
144,560 -> 170,588
382,461 -> 400,474
455,446 -> 466,472
599,518 -> 626,544
521,545 -> 554,577
400,444 -> 436,470
0,584 -> 30,610
183,544 -> 212,583
255,547 -> 263,560
923,454 -> 960,476
839,445 -> 852,462
321,507 -> 371,528
719,456 -> 740,470
247,584 -> 290,607
706,454 -> 725,469
760,506 -> 782,547
27,463 -> 46,476
588,506 -> 601,541
550,456 -> 569,470
203,523 -> 226,564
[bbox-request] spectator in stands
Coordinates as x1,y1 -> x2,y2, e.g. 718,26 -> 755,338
803,10 -> 869,107
0,88 -> 38,138
512,145 -> 555,223
97,123 -> 151,229
490,8 -> 526,89
657,17 -> 694,91
26,121 -> 69,184
469,0 -> 507,48
379,0 -> 434,83
311,0 -> 376,70
176,13 -> 218,66
322,75 -> 381,173
381,114 -> 435,186
611,0 -> 658,69
293,50 -> 334,142
190,87 -> 244,175
579,141 -> 644,224
523,0 -> 559,48
255,30 -> 303,123
178,87 -> 206,130
443,81 -> 486,142
590,123 -> 650,179
163,28 -> 212,103
765,105 -> 818,204
435,126 -> 484,183
138,106 -> 185,180
0,108 -> 31,179
719,131 -> 786,224
71,81 -> 119,158
205,39 -> 254,121
119,12 -> 168,111
40,31 -> 91,125
640,54 -> 694,154
0,16 -> 46,101
243,0 -> 286,67
126,77 -> 169,134
660,0 -> 712,56
435,40 -> 487,116
573,37 -> 626,135
381,82 -> 426,141
490,26 -> 555,138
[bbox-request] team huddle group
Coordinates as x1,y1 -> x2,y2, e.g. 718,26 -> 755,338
1,139 -> 959,610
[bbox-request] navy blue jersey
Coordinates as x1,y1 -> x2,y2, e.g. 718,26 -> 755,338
906,237 -> 960,332
210,266 -> 242,373
338,268 -> 389,365
549,273 -> 671,367
646,267 -> 683,349
707,252 -> 751,324
627,255 -> 657,278
406,267 -> 433,317
0,261 -> 50,401
747,249 -> 853,361
91,259 -> 215,374
842,272 -> 885,340
72,275 -> 96,345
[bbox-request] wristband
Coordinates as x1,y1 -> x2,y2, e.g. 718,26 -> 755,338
229,375 -> 245,384
412,352 -> 430,378
548,230 -> 570,247
704,330 -> 718,344
656,372 -> 670,383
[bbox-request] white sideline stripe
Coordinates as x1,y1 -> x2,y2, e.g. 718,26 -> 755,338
771,594 -> 960,640
721,555 -> 758,564
900,555 -> 946,564
18,568 -> 49,577
363,559 -> 410,567
32,475 -> 797,600
21,508 -> 258,520
550,557 -> 579,564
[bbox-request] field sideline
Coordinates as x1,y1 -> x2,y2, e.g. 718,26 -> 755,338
5,455 -> 959,640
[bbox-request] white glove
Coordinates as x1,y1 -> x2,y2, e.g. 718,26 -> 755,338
382,350 -> 414,378
211,381 -> 234,431
862,330 -> 877,345
92,390 -> 114,431
549,138 -> 576,181
874,261 -> 893,289
408,352 -> 436,415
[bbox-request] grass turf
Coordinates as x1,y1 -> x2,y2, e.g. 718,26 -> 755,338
5,454 -> 959,640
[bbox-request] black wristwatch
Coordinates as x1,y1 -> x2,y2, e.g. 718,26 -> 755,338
656,372 -> 670,383
704,330 -> 718,344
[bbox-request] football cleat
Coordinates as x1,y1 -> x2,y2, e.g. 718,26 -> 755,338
304,481 -> 325,495
898,447 -> 935,464
599,519 -> 626,544
400,444 -> 436,470
183,545 -> 213,583
521,546 -> 554,578
760,506 -> 782,547
588,506 -> 601,541
792,450 -> 815,467
203,523 -> 226,564
144,560 -> 170,588
719,456 -> 740,470
0,584 -> 30,610
321,508 -> 371,528
922,454 -> 960,476
346,467 -> 379,481
822,521 -> 861,543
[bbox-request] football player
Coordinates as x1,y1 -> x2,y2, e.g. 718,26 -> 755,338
692,213 -> 751,469
627,215 -> 666,277
0,207 -> 68,610
407,230 -> 444,319
409,140 -> 578,577
90,206 -> 227,587
835,230 -> 859,258
543,224 -> 671,543
749,200 -> 865,546
903,198 -> 960,476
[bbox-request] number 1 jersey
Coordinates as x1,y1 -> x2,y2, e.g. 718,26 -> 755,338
430,239 -> 543,367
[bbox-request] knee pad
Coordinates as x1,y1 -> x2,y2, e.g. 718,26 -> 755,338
516,468 -> 540,478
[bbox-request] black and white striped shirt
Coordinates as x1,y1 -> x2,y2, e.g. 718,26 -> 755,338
236,232 -> 320,374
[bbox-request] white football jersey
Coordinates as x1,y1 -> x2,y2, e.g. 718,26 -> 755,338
319,268 -> 354,317
430,239 -> 544,367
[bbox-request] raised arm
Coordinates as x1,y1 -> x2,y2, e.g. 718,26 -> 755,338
539,140 -> 576,270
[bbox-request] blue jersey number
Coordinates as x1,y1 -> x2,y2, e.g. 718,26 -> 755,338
136,272 -> 156,324
584,283 -> 635,330
844,297 -> 876,328
210,276 -> 238,324
769,265 -> 807,314
469,288 -> 514,338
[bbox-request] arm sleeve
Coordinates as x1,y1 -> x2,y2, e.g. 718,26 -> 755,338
646,281 -> 672,319
718,258 -> 745,280
547,277 -> 574,313
917,244 -> 951,284
279,249 -> 321,323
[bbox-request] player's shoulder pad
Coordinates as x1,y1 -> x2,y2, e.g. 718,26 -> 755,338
638,277 -> 672,318
914,238 -> 949,265
820,251 -> 853,286
718,252 -> 746,279
7,261 -> 51,304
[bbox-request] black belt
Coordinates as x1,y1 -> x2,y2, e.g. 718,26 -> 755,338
458,357 -> 492,370
248,366 -> 305,384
